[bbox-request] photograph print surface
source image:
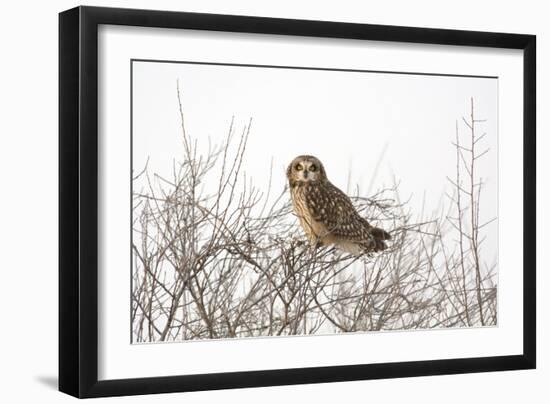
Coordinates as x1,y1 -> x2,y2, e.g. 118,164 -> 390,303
131,60 -> 498,343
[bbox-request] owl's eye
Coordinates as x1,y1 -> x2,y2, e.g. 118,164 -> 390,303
309,165 -> 317,172
295,164 -> 303,171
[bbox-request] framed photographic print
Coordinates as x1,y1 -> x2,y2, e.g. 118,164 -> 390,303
59,6 -> 536,398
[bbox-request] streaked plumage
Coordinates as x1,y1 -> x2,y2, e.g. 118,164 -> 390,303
286,155 -> 390,255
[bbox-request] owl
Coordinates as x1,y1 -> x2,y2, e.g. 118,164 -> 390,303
286,155 -> 391,255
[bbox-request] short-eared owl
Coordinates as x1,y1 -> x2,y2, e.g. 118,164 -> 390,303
287,155 -> 391,255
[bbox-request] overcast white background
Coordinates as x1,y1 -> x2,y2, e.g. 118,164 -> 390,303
0,1 -> 547,403
133,60 -> 498,260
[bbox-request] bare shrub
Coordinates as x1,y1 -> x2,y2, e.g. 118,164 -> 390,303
131,91 -> 497,343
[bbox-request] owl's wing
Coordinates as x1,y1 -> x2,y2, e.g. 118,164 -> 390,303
304,182 -> 371,241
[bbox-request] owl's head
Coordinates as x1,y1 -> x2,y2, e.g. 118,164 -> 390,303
286,155 -> 327,186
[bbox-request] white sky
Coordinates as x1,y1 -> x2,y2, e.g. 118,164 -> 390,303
132,60 -> 498,260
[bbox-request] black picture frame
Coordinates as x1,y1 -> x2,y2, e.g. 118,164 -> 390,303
59,5 -> 536,398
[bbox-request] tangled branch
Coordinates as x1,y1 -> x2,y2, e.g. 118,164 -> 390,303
131,92 -> 497,343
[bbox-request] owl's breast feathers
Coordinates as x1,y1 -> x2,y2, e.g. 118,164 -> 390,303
290,181 -> 390,254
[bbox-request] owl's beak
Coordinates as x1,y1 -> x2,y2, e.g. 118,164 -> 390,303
302,170 -> 309,179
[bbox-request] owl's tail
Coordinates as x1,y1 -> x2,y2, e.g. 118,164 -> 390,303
370,226 -> 391,251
